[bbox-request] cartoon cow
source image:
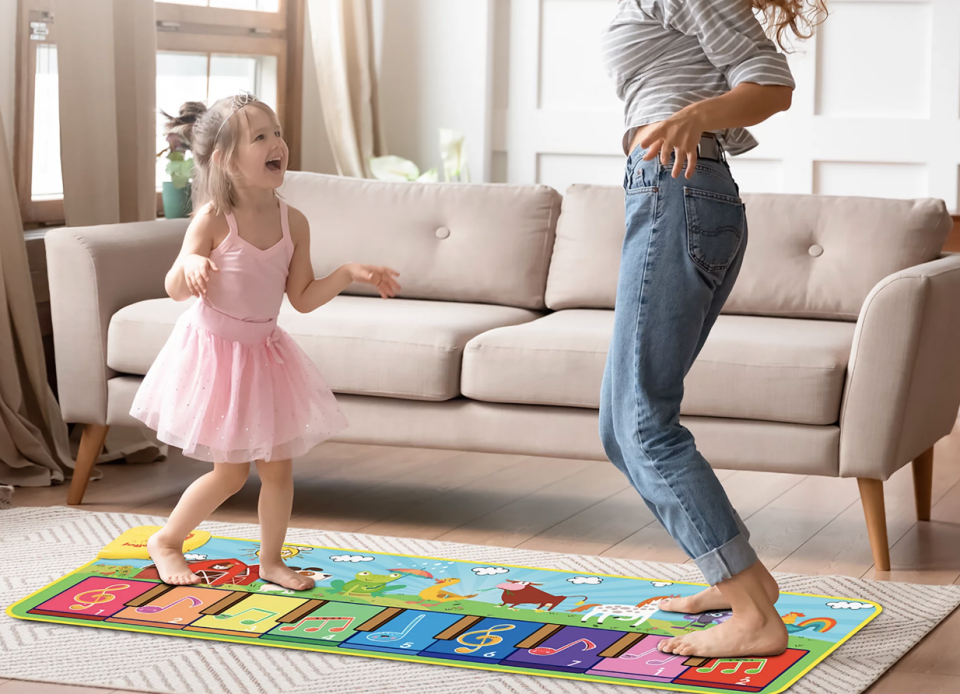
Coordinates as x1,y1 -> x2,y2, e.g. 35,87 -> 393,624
496,581 -> 588,611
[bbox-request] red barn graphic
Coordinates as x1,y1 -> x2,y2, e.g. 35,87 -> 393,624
137,559 -> 260,586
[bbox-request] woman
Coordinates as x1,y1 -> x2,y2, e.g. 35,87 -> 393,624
599,0 -> 825,658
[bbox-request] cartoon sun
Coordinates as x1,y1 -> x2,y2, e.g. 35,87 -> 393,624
242,544 -> 313,562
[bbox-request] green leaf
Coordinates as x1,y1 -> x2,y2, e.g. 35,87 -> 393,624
166,156 -> 194,189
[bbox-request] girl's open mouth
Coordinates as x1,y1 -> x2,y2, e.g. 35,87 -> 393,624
266,158 -> 282,172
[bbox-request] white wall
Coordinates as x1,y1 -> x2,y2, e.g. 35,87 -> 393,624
0,0 -> 17,153
378,0 -> 960,211
376,0 -> 493,182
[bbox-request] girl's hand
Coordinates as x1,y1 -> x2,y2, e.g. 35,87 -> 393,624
183,254 -> 219,297
640,107 -> 707,180
347,263 -> 401,299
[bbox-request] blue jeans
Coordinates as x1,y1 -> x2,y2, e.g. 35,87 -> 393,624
599,146 -> 757,586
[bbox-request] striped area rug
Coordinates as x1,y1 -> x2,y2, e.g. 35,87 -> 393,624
1,507 -> 957,694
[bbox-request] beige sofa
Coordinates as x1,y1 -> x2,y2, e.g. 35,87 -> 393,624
47,172 -> 960,571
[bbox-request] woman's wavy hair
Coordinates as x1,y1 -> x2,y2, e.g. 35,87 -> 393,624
752,0 -> 828,51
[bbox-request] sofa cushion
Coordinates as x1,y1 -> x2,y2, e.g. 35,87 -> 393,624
279,172 -> 561,310
108,296 -> 540,401
545,185 -> 952,320
461,310 -> 856,426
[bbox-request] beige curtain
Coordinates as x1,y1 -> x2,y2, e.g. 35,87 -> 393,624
307,0 -> 386,178
0,110 -> 73,487
54,0 -> 157,226
55,0 -> 164,465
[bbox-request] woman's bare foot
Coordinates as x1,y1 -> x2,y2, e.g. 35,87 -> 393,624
146,533 -> 201,585
657,611 -> 788,657
259,564 -> 315,592
658,561 -> 787,657
658,569 -> 779,614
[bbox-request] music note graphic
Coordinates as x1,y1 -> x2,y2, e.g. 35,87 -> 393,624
214,607 -> 277,625
528,638 -> 597,657
697,658 -> 766,675
136,596 -> 203,614
620,647 -> 677,665
279,616 -> 355,634
367,614 -> 425,642
69,584 -> 130,611
454,624 -> 516,654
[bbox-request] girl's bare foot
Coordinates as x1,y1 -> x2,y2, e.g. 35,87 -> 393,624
146,533 -> 201,585
658,561 -> 787,657
658,569 -> 779,614
259,564 -> 315,592
657,611 -> 788,657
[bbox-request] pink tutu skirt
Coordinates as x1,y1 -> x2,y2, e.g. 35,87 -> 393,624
131,301 -> 348,463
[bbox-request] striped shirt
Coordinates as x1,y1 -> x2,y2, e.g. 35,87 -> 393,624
601,0 -> 796,155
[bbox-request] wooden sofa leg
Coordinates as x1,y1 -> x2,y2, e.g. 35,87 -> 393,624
67,424 -> 109,505
912,447 -> 934,522
857,478 -> 890,572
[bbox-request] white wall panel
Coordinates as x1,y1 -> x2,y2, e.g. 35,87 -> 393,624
727,159 -> 786,195
814,161 -> 929,199
816,1 -> 932,118
537,153 -> 624,194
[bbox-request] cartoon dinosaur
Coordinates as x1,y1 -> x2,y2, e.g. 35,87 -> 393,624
329,571 -> 406,598
415,578 -> 478,606
781,611 -> 837,633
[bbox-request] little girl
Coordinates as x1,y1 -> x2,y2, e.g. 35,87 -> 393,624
133,94 -> 400,591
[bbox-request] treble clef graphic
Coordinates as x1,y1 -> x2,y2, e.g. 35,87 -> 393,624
70,584 -> 130,610
454,624 -> 516,654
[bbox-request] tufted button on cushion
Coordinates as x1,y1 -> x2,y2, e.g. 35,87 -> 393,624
808,244 -> 824,257
436,226 -> 450,239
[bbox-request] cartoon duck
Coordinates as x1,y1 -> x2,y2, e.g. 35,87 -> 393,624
416,578 -> 478,606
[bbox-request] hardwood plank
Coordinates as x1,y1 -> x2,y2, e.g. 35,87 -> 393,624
778,447 -> 960,577
601,522 -> 692,565
0,683 -> 119,693
517,486 -> 658,556
865,473 -> 960,583
893,607 -> 960,677
434,460 -> 627,547
866,671 -> 960,694
745,475 -> 863,567
361,456 -> 592,541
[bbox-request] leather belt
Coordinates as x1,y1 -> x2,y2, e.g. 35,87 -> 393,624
698,133 -> 724,162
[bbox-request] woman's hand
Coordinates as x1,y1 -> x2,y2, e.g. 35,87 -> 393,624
639,106 -> 707,180
182,254 -> 219,297
347,263 -> 401,299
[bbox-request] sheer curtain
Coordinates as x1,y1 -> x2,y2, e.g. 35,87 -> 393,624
54,0 -> 157,225
0,110 -> 73,487
307,0 -> 386,178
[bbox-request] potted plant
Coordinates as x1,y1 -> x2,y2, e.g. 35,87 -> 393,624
157,104 -> 199,218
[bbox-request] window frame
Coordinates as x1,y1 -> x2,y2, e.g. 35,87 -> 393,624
14,0 -> 303,226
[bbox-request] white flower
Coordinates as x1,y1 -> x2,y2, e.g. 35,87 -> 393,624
330,555 -> 375,563
370,155 -> 420,182
567,576 -> 603,585
439,129 -> 470,183
472,566 -> 509,576
183,553 -> 207,561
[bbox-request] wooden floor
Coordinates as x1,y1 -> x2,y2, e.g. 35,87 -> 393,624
8,425 -> 960,694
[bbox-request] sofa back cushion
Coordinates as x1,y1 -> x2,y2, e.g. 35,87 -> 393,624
280,172 -> 562,310
545,185 -> 952,320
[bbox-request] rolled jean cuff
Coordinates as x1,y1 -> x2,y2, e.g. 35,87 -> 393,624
693,514 -> 757,585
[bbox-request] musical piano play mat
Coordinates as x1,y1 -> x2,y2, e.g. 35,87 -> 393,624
8,526 -> 881,693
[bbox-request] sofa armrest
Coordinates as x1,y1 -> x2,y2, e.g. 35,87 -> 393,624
46,220 -> 188,424
839,253 -> 960,480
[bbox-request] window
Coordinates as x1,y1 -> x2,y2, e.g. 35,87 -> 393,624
155,52 -> 279,188
14,0 -> 303,225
